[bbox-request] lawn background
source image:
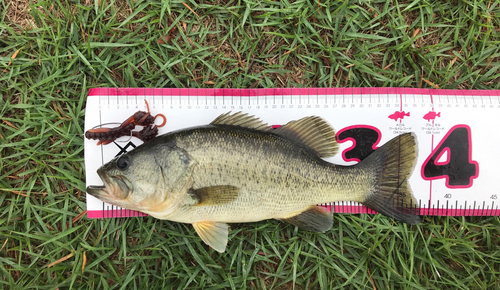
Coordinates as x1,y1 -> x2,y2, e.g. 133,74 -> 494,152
1,0 -> 499,289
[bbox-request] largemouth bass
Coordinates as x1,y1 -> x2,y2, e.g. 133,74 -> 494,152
87,112 -> 419,252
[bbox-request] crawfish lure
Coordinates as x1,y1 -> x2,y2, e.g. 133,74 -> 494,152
85,100 -> 167,145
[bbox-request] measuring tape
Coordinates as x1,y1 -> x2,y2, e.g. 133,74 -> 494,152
84,87 -> 500,219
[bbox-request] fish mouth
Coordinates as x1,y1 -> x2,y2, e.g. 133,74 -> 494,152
86,168 -> 131,201
86,184 -> 107,198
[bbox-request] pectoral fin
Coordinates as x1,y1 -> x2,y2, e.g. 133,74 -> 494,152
281,206 -> 333,232
192,222 -> 229,253
191,185 -> 239,206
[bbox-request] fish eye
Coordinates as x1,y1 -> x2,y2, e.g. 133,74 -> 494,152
116,156 -> 130,170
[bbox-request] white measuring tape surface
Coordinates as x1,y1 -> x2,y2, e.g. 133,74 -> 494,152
84,88 -> 500,218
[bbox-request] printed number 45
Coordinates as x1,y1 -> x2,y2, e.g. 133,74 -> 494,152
337,125 -> 479,189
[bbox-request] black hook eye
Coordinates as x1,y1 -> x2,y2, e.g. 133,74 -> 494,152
117,156 -> 130,170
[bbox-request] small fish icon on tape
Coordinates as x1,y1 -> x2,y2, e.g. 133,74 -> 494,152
423,111 -> 441,122
388,111 -> 410,122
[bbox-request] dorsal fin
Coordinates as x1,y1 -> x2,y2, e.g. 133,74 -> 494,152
211,112 -> 269,130
271,116 -> 338,158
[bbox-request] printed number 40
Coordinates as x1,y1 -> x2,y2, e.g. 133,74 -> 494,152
337,125 -> 479,189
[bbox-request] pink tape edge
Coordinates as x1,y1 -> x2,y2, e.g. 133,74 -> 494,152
320,205 -> 500,216
87,206 -> 500,218
88,87 -> 500,97
87,210 -> 148,218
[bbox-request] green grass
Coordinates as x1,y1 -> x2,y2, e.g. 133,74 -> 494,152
1,0 -> 500,288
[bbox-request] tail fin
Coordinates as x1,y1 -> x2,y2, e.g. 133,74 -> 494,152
360,133 -> 420,224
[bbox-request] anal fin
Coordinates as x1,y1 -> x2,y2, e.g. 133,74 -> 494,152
281,206 -> 333,232
192,222 -> 229,253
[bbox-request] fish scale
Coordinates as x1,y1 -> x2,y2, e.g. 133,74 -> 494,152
171,126 -> 361,222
